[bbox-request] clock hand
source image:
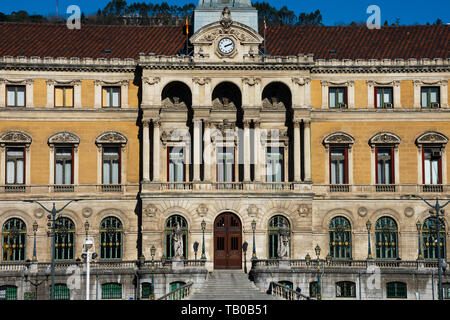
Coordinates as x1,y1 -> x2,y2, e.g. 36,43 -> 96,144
224,43 -> 233,48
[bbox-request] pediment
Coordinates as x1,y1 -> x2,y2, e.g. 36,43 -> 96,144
416,131 -> 448,145
191,21 -> 263,45
0,131 -> 32,145
48,132 -> 80,145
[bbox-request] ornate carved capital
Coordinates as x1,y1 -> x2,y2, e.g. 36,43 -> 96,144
193,77 -> 211,86
143,77 -> 160,86
242,77 -> 260,86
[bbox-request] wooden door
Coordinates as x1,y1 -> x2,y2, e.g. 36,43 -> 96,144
214,212 -> 242,269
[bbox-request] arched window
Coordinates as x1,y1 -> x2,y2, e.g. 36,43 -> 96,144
329,217 -> 352,259
54,217 -> 75,260
423,217 -> 446,259
336,281 -> 356,298
267,215 -> 290,259
386,282 -> 407,298
164,215 -> 188,259
100,217 -> 123,260
53,284 -> 70,300
2,218 -> 26,262
375,217 -> 398,259
0,285 -> 17,300
101,282 -> 122,299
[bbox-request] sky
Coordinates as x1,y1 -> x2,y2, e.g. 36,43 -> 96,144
1,0 -> 449,25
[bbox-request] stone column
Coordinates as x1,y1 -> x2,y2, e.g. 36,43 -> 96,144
348,80 -> 355,108
203,121 -> 212,182
46,80 -> 55,108
254,121 -> 262,182
393,80 -> 401,108
143,120 -> 150,182
25,79 -> 34,107
121,80 -> 129,108
303,120 -> 311,182
442,80 -> 448,108
294,121 -> 301,182
367,81 -> 375,108
0,79 -> 5,107
244,120 -> 251,181
74,80 -> 82,108
152,120 -> 161,182
193,120 -> 202,181
413,80 -> 421,108
94,80 -> 102,108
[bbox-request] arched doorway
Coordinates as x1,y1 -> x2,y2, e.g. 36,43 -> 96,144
214,212 -> 242,269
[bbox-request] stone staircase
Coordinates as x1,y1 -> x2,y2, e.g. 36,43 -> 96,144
187,270 -> 280,300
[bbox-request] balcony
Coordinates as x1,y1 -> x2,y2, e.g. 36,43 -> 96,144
329,184 -> 350,193
375,184 -> 396,192
101,184 -> 123,192
53,185 -> 75,193
4,185 -> 26,193
422,184 -> 444,193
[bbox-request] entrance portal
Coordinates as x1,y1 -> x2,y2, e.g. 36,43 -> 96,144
213,212 -> 242,269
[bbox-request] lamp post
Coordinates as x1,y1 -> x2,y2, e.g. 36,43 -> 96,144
82,220 -> 97,301
23,199 -> 81,300
32,221 -> 38,262
366,220 -> 373,260
416,220 -> 423,260
201,220 -> 206,260
251,219 -> 257,260
315,244 -> 323,300
407,195 -> 450,300
24,265 -> 50,300
150,245 -> 156,300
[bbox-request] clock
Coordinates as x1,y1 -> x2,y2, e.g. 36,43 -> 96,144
218,37 -> 235,55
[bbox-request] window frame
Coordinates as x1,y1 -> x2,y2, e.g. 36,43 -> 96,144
266,146 -> 284,183
101,282 -> 122,300
167,146 -> 186,183
375,217 -> 399,259
329,146 -> 348,185
164,215 -> 188,260
375,147 -> 395,184
0,285 -> 18,300
99,216 -> 123,260
267,215 -> 290,259
6,85 -> 26,107
216,146 -> 235,183
421,86 -> 440,108
2,218 -> 27,262
335,281 -> 356,298
102,146 -> 122,185
329,216 -> 352,259
54,146 -> 74,185
54,216 -> 76,261
386,282 -> 407,299
102,86 -> 122,108
422,146 -> 442,185
422,217 -> 446,260
54,86 -> 74,108
329,87 -> 348,109
5,147 -> 25,185
375,86 -> 394,109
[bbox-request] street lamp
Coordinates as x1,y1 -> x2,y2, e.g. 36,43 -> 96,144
82,220 -> 97,301
150,245 -> 156,300
408,195 -> 450,300
314,244 -> 325,300
32,221 -> 38,262
416,220 -> 423,260
251,219 -> 257,260
23,199 -> 81,300
366,220 -> 373,260
24,265 -> 50,300
201,220 -> 206,260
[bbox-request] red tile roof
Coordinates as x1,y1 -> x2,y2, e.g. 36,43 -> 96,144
0,22 -> 448,60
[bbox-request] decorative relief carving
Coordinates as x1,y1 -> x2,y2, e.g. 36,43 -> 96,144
33,208 -> 44,219
220,7 -> 233,30
48,132 -> 80,145
193,77 -> 211,86
161,97 -> 187,110
369,132 -> 401,145
323,132 -> 355,146
404,207 -> 414,218
143,77 -> 160,85
358,207 -> 368,217
212,97 -> 236,110
262,97 -> 285,110
196,204 -> 208,217
95,131 -> 127,146
242,77 -> 260,86
143,204 -> 158,217
247,204 -> 259,218
260,129 -> 288,146
416,132 -> 448,145
0,131 -> 32,146
296,204 -> 311,218
160,128 -> 190,147
292,77 -> 310,86
82,207 -> 93,218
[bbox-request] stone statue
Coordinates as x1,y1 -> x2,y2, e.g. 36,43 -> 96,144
277,221 -> 290,259
172,222 -> 184,260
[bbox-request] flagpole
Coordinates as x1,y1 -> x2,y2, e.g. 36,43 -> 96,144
186,17 -> 189,55
264,17 -> 267,55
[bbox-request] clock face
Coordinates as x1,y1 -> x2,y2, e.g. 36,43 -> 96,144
218,38 -> 235,55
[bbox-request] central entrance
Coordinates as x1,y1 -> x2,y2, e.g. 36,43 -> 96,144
214,212 -> 242,269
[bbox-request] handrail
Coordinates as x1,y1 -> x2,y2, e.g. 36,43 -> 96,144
157,281 -> 193,300
271,282 -> 310,300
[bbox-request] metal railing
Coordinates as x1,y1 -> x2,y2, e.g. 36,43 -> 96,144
270,282 -> 310,300
422,185 -> 444,193
157,282 -> 193,300
329,184 -> 350,192
0,184 -> 139,196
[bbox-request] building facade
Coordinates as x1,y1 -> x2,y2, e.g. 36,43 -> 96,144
0,1 -> 449,300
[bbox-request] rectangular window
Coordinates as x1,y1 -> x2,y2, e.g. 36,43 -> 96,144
266,147 -> 284,182
423,147 -> 442,185
336,282 -> 356,298
54,86 -> 74,107
6,148 -> 25,184
421,87 -> 440,108
103,147 -> 120,184
55,147 -> 73,184
217,147 -> 234,183
6,86 -> 25,107
376,147 -> 394,184
386,282 -> 407,298
375,87 -> 393,108
444,284 -> 450,299
168,147 -> 185,183
330,147 -> 347,184
329,87 -> 347,108
102,87 -> 121,108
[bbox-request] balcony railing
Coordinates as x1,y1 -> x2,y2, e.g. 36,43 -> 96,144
53,185 -> 75,193
0,184 -> 139,197
313,184 -> 450,195
329,184 -> 350,192
157,282 -> 193,300
375,184 -> 396,192
422,184 -> 444,193
101,184 -> 123,192
271,282 -> 310,300
4,185 -> 26,193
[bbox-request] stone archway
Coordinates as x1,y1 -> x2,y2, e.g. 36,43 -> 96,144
214,212 -> 242,269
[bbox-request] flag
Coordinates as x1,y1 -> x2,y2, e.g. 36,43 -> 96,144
186,18 -> 189,35
264,16 -> 267,31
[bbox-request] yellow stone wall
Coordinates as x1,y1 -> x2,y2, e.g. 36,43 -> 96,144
0,121 -> 139,184
310,80 -> 322,108
401,80 -> 414,108
311,121 -> 450,184
81,80 -> 95,107
354,80 -> 367,108
128,80 -> 139,108
33,79 -> 47,107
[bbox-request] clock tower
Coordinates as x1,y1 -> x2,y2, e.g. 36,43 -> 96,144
194,0 -> 258,33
